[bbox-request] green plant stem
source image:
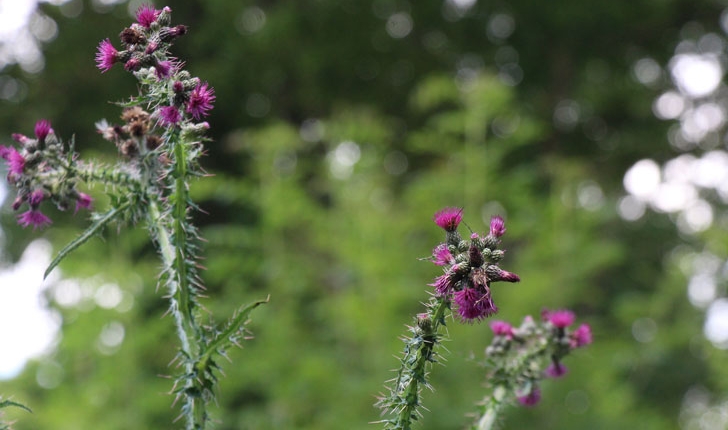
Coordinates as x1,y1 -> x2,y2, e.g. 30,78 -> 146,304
171,131 -> 207,429
473,385 -> 507,430
386,296 -> 450,430
148,193 -> 205,429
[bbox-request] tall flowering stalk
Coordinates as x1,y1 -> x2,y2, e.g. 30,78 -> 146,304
471,310 -> 592,430
1,6 -> 265,429
376,207 -> 521,429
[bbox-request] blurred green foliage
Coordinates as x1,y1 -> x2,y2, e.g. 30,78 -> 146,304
1,0 -> 726,429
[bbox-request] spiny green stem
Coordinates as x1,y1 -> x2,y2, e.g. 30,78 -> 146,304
170,130 -> 207,430
387,296 -> 450,430
148,194 -> 204,430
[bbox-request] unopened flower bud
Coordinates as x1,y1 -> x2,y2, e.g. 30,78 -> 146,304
124,57 -> 142,72
416,313 -> 433,332
469,243 -> 484,267
159,25 -> 187,43
490,249 -> 504,261
157,6 -> 173,26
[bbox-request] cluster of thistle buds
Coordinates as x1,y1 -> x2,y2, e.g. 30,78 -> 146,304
429,207 -> 521,322
485,309 -> 593,407
0,120 -> 92,229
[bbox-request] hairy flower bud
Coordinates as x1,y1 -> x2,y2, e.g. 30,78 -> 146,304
469,243 -> 484,267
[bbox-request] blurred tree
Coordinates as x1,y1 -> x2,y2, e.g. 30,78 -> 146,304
1,0 -> 726,429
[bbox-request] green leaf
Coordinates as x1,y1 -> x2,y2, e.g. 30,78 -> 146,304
200,296 -> 269,365
0,399 -> 31,414
44,202 -> 130,279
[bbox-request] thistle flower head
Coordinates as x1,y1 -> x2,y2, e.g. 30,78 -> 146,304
0,145 -> 25,176
186,82 -> 216,120
517,386 -> 541,407
545,362 -> 569,378
453,287 -> 497,322
429,273 -> 453,296
490,215 -> 506,237
28,189 -> 45,207
432,243 -> 454,266
124,57 -> 142,72
490,320 -> 514,338
154,60 -> 175,79
75,192 -> 93,213
95,39 -> 119,72
136,4 -> 160,28
17,209 -> 52,229
433,207 -> 463,232
158,105 -> 182,126
570,323 -> 593,348
34,119 -> 53,142
544,309 -> 575,328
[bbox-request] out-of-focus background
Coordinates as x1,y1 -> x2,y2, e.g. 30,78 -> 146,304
1,0 -> 727,429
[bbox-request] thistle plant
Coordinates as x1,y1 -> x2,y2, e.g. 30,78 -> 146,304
375,207 -> 521,429
1,5 -> 265,429
472,310 -> 593,430
376,207 -> 593,429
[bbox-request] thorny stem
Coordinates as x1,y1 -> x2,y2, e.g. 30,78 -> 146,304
384,295 -> 450,430
170,129 -> 207,429
148,179 -> 204,429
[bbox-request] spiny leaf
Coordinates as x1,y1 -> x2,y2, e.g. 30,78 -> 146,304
200,296 -> 269,364
0,399 -> 31,413
44,202 -> 130,279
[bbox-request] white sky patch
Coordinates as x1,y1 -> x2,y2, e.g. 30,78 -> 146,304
0,239 -> 60,379
0,0 -> 37,39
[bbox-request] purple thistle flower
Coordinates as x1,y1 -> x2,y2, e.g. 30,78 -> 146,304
11,196 -> 23,210
545,309 -> 575,328
158,106 -> 182,126
432,243 -> 454,266
517,387 -> 541,407
186,82 -> 216,120
545,362 -> 569,378
34,119 -> 53,141
136,4 -> 160,28
95,39 -> 119,73
490,320 -> 513,338
145,41 -> 159,55
570,323 -> 593,348
75,192 -> 93,213
17,209 -> 52,229
124,57 -> 141,72
0,145 -> 25,176
11,133 -> 30,145
453,287 -> 497,322
489,215 -> 506,237
429,275 -> 450,297
28,189 -> 45,207
433,207 -> 463,232
154,60 -> 175,79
